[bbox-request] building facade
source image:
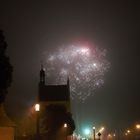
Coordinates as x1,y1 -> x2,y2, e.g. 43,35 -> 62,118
38,66 -> 71,112
37,66 -> 74,140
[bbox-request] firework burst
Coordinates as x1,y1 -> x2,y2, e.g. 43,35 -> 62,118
43,43 -> 110,101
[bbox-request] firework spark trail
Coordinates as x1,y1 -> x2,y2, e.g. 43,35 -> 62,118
44,44 -> 110,101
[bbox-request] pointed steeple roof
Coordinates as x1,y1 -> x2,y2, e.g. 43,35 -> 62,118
39,64 -> 45,85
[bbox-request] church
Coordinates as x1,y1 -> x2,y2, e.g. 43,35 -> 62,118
38,65 -> 71,112
37,66 -> 74,140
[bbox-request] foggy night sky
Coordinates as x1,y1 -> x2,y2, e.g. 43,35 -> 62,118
0,1 -> 140,130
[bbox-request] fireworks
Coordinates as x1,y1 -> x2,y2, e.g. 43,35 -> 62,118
43,43 -> 110,101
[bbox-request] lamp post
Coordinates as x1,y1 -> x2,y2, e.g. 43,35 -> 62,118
64,123 -> 68,140
135,124 -> 140,139
35,103 -> 40,140
93,127 -> 96,140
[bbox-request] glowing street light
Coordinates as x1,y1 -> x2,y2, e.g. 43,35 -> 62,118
108,134 -> 111,137
107,133 -> 112,140
113,133 -> 116,137
64,123 -> 67,128
125,132 -> 128,136
136,124 -> 140,129
127,130 -> 131,134
85,128 -> 90,135
125,129 -> 131,137
63,123 -> 68,140
35,103 -> 40,112
98,127 -> 105,133
100,127 -> 105,132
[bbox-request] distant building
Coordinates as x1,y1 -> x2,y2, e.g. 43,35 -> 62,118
38,65 -> 71,112
0,104 -> 15,140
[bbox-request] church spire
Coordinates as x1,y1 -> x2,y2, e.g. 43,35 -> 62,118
39,64 -> 45,85
67,76 -> 70,97
67,76 -> 69,86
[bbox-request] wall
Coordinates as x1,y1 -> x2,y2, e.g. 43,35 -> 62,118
0,127 -> 15,140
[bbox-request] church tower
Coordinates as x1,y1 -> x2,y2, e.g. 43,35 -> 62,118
38,65 -> 71,112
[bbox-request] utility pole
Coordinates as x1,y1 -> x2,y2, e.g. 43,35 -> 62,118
93,127 -> 96,140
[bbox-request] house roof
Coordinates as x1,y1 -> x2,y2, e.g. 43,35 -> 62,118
39,84 -> 70,101
0,104 -> 15,127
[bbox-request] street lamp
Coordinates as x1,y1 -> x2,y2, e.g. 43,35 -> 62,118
127,130 -> 131,134
135,124 -> 140,140
64,123 -> 67,128
84,128 -> 91,139
107,134 -> 112,140
63,123 -> 68,140
93,127 -> 96,140
124,130 -> 131,137
113,133 -> 116,137
85,128 -> 90,135
99,127 -> 104,133
125,132 -> 128,136
136,124 -> 140,130
35,104 -> 40,112
35,103 -> 40,140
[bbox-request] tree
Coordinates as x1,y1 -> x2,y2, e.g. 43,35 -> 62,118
41,104 -> 75,140
0,30 -> 13,103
